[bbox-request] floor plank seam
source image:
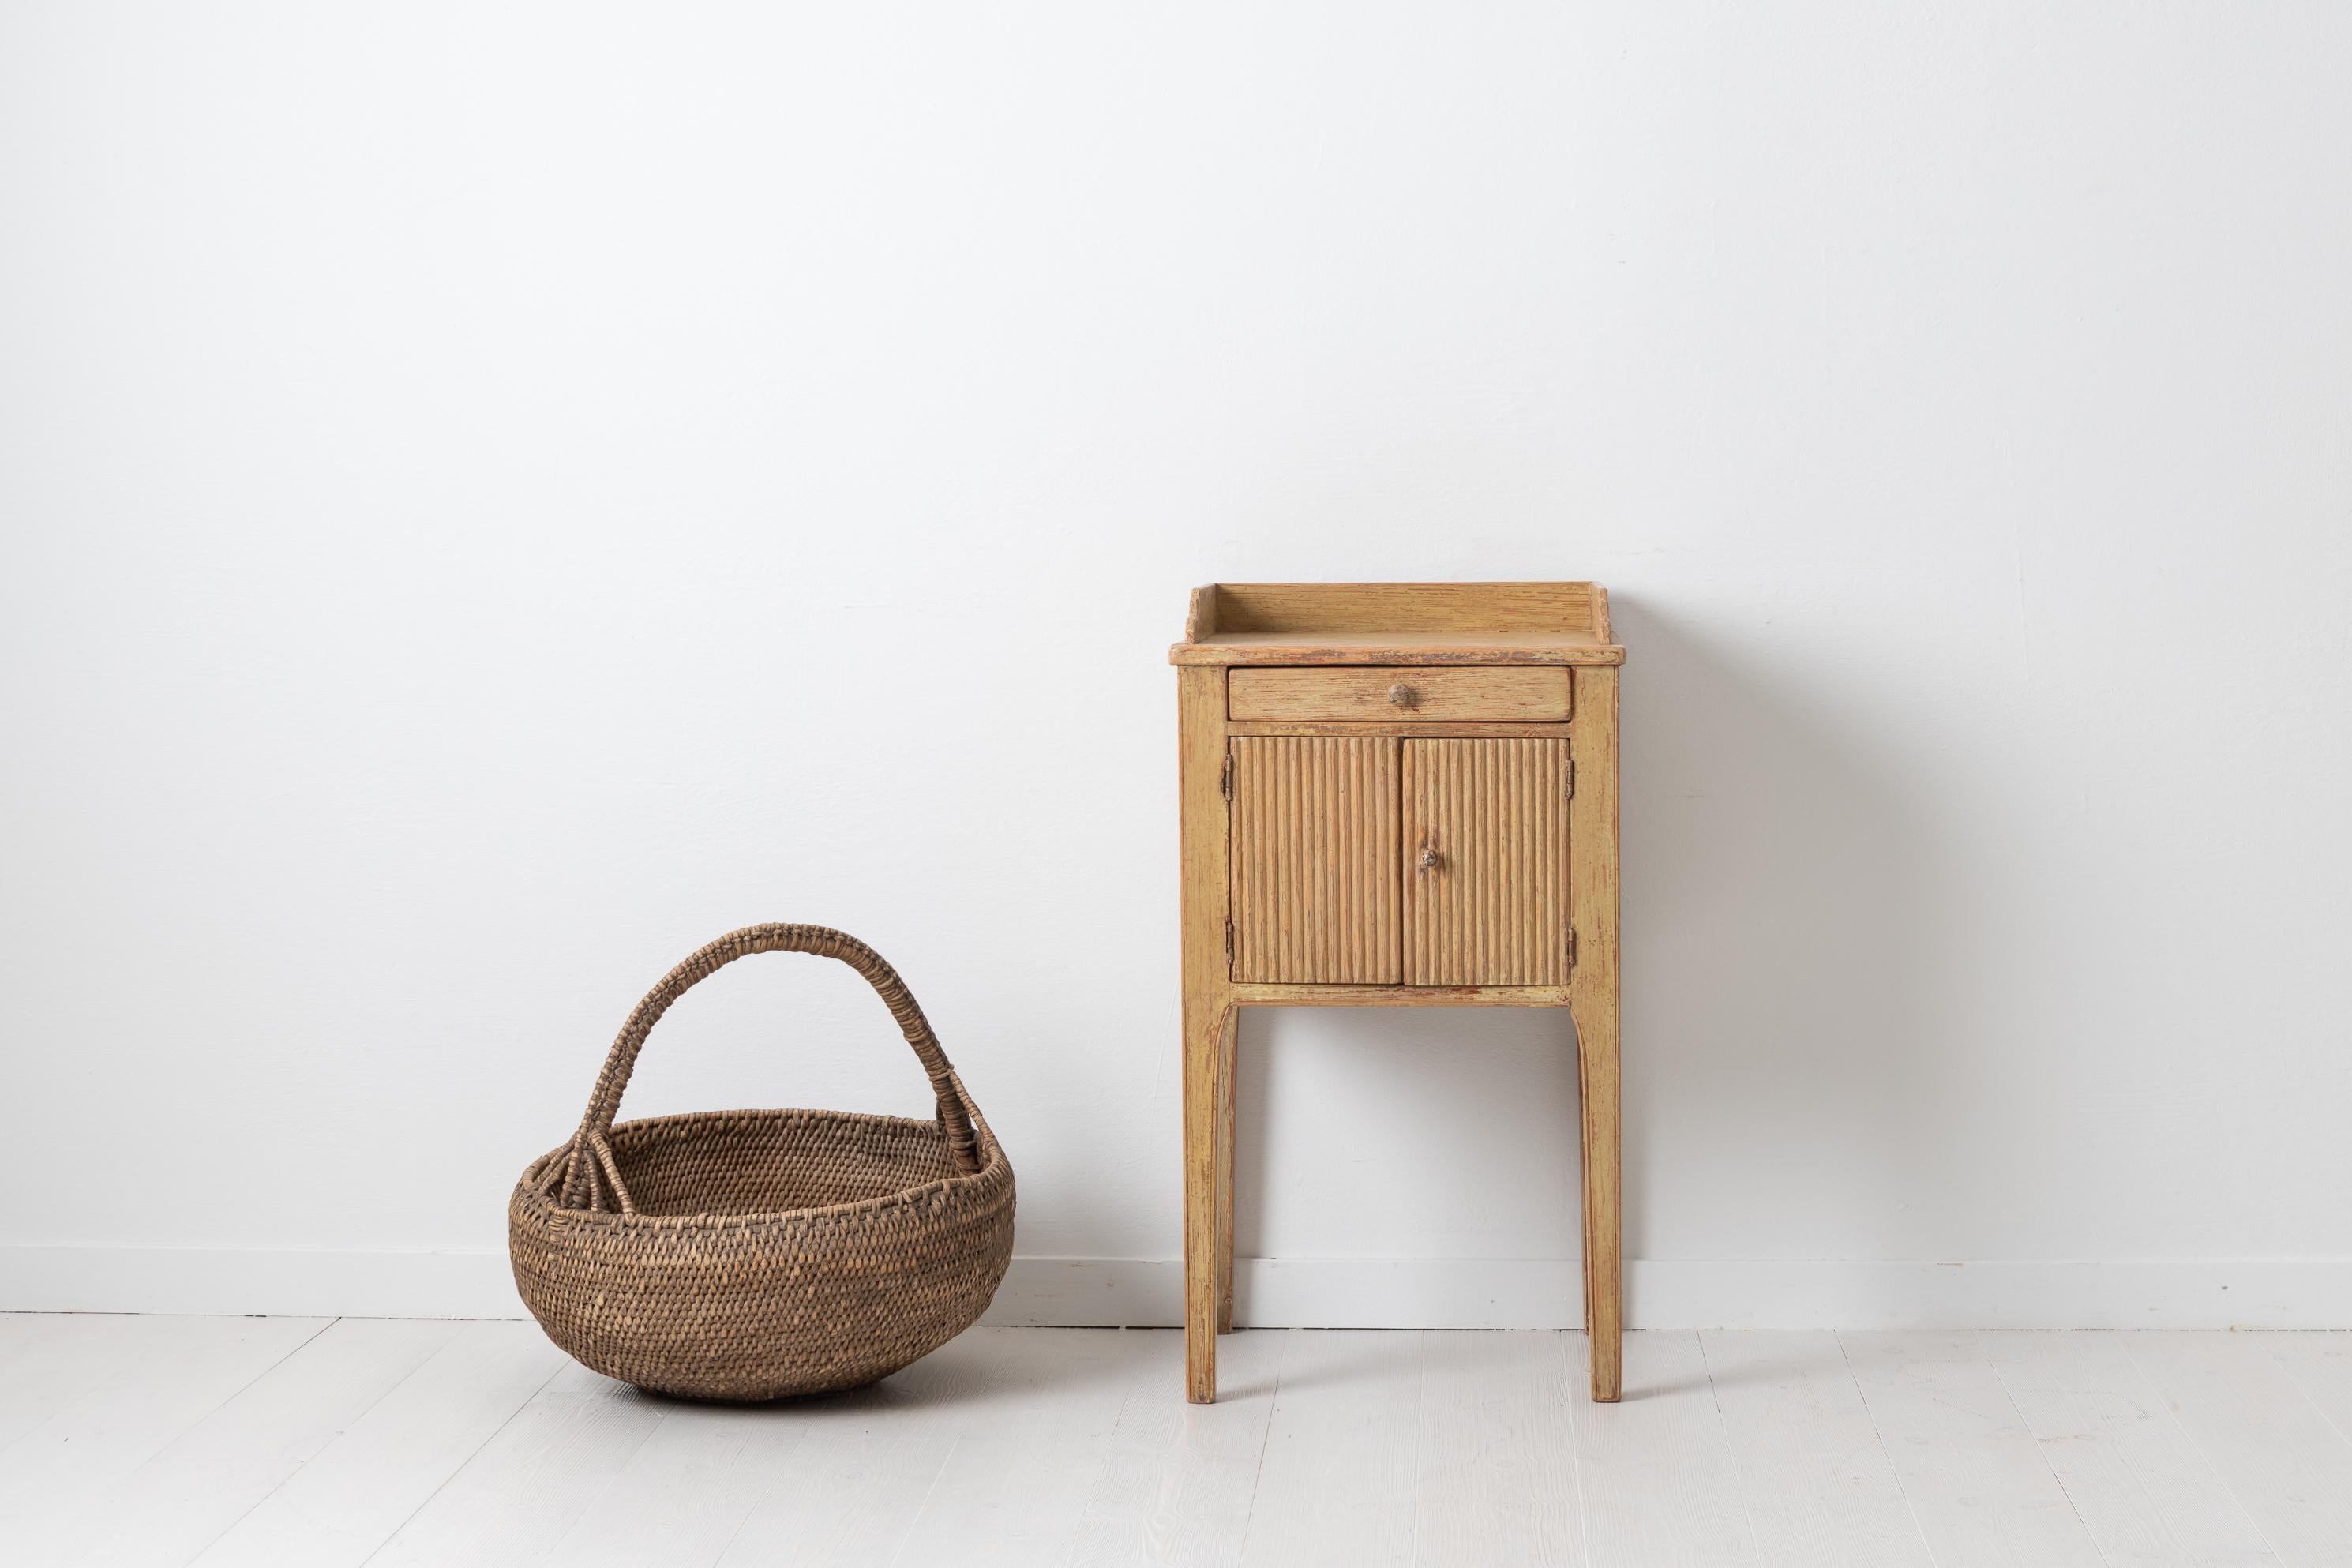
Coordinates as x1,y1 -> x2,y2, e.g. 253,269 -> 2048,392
130,1314 -> 345,1568
190,1313 -> 341,1437
709,1484 -> 764,1568
354,1353 -> 570,1568
1568,1332 -> 1593,1568
1982,1335 -> 2114,1566
1833,1331 -> 1938,1568
2267,1336 -> 2352,1454
2058,1337 -> 2204,1568
1694,1332 -> 1766,1568
1232,1334 -> 1285,1566
2118,1334 -> 2299,1568
1405,1330 -> 1425,1568
1052,1341 -> 1142,1568
882,1429 -> 967,1568
535,1403 -> 666,1568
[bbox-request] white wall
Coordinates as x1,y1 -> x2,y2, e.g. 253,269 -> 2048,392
4,2 -> 2350,1329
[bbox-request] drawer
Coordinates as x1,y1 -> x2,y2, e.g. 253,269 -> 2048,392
1228,666 -> 1571,722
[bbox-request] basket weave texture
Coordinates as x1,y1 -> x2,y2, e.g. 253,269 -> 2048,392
509,924 -> 1015,1400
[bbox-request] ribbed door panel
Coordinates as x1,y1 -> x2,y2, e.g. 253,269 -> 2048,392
1404,739 -> 1571,985
1229,737 -> 1401,983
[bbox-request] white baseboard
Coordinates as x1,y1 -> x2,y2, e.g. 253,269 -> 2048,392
5,1246 -> 2348,1329
991,1256 -> 2352,1330
0,1244 -> 532,1320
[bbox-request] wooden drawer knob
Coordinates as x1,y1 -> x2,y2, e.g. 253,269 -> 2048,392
1387,683 -> 1420,709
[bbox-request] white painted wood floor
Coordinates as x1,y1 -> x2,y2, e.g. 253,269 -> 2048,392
7,1318 -> 2352,1567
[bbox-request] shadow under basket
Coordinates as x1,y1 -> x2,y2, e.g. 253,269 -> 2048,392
508,925 -> 1015,1401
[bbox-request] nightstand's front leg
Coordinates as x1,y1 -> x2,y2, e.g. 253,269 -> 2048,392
1176,663 -> 1233,1402
1573,986 -> 1622,1402
1184,992 -> 1234,1401
1215,1003 -> 1239,1334
1570,663 -> 1622,1402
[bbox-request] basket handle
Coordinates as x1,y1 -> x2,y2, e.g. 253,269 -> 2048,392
558,924 -> 982,1210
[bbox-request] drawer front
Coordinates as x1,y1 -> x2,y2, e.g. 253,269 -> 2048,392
1229,666 -> 1571,723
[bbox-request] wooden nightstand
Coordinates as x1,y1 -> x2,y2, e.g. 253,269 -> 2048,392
1171,583 -> 1625,1403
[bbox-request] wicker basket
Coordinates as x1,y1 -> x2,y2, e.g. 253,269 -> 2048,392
509,924 -> 1015,1401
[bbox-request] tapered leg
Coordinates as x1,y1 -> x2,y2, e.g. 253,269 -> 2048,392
1176,664 -> 1233,1403
1568,663 -> 1622,1402
1215,1003 -> 1239,1334
1573,992 -> 1621,1401
1184,994 -> 1233,1401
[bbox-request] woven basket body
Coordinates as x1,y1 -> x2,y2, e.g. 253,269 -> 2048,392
509,925 -> 1015,1401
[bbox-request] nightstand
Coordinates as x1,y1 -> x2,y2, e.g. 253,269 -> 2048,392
1172,582 -> 1624,1402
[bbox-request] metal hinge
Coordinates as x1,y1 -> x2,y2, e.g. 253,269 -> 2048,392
1224,917 -> 1235,968
1566,927 -> 1578,969
1564,759 -> 1576,800
1220,752 -> 1234,801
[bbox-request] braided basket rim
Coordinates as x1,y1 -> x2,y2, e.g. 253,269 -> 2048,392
512,1105 -> 1011,1233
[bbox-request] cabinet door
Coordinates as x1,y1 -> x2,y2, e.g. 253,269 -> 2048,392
1403,738 -> 1571,985
1229,736 -> 1401,983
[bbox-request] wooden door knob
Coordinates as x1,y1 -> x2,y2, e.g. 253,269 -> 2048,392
1388,683 -> 1420,709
